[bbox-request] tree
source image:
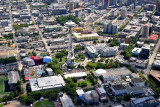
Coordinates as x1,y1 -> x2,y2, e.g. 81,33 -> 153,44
72,77 -> 77,83
26,96 -> 35,104
19,95 -> 27,104
93,40 -> 97,44
32,51 -> 36,56
92,58 -> 96,62
80,82 -> 87,87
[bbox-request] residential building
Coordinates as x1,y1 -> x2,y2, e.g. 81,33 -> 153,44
91,90 -> 99,104
131,48 -> 142,57
120,6 -> 127,19
142,24 -> 150,39
44,25 -> 62,32
103,23 -> 118,34
8,71 -> 20,90
140,44 -> 150,59
29,75 -> 65,91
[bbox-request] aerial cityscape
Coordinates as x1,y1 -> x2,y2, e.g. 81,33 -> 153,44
0,0 -> 160,107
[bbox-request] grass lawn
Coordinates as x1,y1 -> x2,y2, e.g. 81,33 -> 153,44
34,100 -> 55,107
77,80 -> 92,87
0,76 -> 10,95
0,104 -> 4,107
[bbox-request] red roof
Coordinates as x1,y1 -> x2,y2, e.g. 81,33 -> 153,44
25,77 -> 30,80
148,34 -> 158,41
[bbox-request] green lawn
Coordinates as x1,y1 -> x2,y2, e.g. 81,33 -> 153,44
77,80 -> 92,87
0,76 -> 10,95
34,100 -> 55,107
0,104 -> 4,107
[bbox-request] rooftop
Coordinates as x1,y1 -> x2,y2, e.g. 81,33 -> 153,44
29,75 -> 65,91
132,78 -> 144,83
150,70 -> 160,82
126,86 -> 144,93
112,84 -> 126,90
101,67 -> 131,78
8,71 -> 20,84
64,72 -> 87,79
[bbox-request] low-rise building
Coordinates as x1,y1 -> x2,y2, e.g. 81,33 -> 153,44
96,87 -> 108,102
111,84 -> 126,96
73,33 -> 99,41
126,86 -> 145,95
131,78 -> 145,87
132,48 -> 142,56
8,71 -> 20,90
29,75 -> 65,91
149,70 -> 160,86
131,96 -> 160,107
44,25 -> 62,32
120,43 -> 129,50
64,72 -> 87,79
148,34 -> 158,43
85,46 -> 98,58
60,93 -> 75,107
99,47 -> 118,57
101,67 -> 132,82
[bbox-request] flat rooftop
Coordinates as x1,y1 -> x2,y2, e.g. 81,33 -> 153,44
29,75 -> 65,91
150,70 -> 160,82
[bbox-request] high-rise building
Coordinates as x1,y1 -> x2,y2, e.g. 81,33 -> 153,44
103,23 -> 118,34
120,6 -> 127,19
142,24 -> 150,38
156,0 -> 160,15
103,0 -> 110,9
119,0 -> 123,7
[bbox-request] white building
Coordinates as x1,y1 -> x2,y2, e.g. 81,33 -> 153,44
153,60 -> 160,68
85,46 -> 98,58
64,72 -> 87,79
29,75 -> 65,91
120,43 -> 129,50
99,47 -> 118,57
101,67 -> 131,82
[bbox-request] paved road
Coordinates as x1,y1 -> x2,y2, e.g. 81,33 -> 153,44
145,39 -> 160,73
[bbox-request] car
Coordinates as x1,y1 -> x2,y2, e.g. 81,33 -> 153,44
30,104 -> 32,107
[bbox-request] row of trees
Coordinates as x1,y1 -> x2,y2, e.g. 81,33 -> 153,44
19,89 -> 60,104
3,33 -> 13,39
74,44 -> 85,52
0,56 -> 17,64
86,60 -> 120,70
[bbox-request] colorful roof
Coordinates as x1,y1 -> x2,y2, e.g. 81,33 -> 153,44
148,34 -> 158,41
